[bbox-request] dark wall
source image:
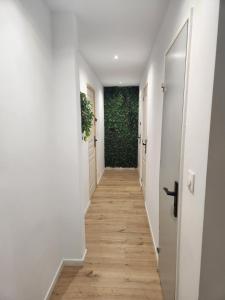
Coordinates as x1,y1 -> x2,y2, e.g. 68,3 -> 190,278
104,86 -> 139,167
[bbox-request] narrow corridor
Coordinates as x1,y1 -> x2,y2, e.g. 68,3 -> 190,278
51,170 -> 163,299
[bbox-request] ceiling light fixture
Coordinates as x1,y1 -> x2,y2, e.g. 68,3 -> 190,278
114,55 -> 119,60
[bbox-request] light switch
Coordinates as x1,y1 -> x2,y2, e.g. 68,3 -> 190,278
187,170 -> 195,194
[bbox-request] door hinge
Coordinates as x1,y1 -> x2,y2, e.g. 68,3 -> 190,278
157,247 -> 160,254
94,136 -> 98,148
161,83 -> 166,93
142,139 -> 147,154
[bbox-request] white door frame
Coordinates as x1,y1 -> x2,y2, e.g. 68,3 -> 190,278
141,83 -> 148,193
87,84 -> 97,198
160,9 -> 193,299
138,89 -> 142,184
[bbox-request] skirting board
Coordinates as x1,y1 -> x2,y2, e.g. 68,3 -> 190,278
144,201 -> 159,263
44,249 -> 87,300
85,200 -> 91,215
85,169 -> 104,216
105,167 -> 137,170
97,168 -> 104,184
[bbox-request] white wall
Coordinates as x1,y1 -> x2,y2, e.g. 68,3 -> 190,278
79,54 -> 105,212
52,13 -> 86,259
199,2 -> 225,299
140,0 -> 219,299
0,1 -> 85,299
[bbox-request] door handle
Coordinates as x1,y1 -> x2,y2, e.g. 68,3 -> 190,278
142,140 -> 147,154
94,136 -> 98,147
163,181 -> 179,218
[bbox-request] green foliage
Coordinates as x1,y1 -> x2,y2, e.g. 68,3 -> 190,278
80,92 -> 94,141
104,86 -> 139,167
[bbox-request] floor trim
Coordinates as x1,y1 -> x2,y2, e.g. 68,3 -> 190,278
63,248 -> 87,266
105,167 -> 137,170
85,200 -> 91,215
145,201 -> 159,263
44,249 -> 87,300
44,260 -> 64,300
97,168 -> 105,184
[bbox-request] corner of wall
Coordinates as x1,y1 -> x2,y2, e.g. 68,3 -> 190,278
44,248 -> 87,300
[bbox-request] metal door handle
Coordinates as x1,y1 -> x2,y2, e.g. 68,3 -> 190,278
142,140 -> 147,154
163,187 -> 176,196
94,136 -> 98,147
163,181 -> 179,218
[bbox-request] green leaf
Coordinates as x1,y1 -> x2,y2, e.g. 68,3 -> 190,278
80,92 -> 95,141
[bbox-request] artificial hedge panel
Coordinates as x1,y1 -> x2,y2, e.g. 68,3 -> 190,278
104,86 -> 139,167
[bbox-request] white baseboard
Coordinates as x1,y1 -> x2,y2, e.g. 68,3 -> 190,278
97,168 -> 105,184
44,259 -> 64,300
85,200 -> 91,214
44,249 -> 87,300
144,201 -> 159,263
105,167 -> 137,170
63,248 -> 87,267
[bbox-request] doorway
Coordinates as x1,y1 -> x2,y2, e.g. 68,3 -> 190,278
159,22 -> 188,300
87,85 -> 97,198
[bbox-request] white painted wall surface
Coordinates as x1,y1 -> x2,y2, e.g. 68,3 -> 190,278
0,2 -> 85,299
140,0 -> 219,299
199,2 -> 225,299
79,54 -> 105,212
52,13 -> 86,259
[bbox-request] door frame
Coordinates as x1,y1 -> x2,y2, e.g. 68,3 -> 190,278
160,9 -> 193,299
140,83 -> 148,192
138,88 -> 142,184
87,84 -> 97,197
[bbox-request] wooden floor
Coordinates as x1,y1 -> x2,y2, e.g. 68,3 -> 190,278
51,169 -> 163,300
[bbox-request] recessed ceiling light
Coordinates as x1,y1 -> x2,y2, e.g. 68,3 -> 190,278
114,55 -> 119,60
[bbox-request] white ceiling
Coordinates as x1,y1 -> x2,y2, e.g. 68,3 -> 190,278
46,0 -> 169,86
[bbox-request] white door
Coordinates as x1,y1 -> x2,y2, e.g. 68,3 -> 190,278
159,22 -> 188,300
141,85 -> 148,192
87,86 -> 97,198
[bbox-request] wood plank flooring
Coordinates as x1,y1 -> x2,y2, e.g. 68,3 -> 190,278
51,169 -> 163,300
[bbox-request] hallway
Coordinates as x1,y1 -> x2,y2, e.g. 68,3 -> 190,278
51,170 -> 163,299
1,1 -> 224,299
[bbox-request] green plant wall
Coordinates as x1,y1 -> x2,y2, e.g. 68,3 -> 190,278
104,86 -> 139,167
